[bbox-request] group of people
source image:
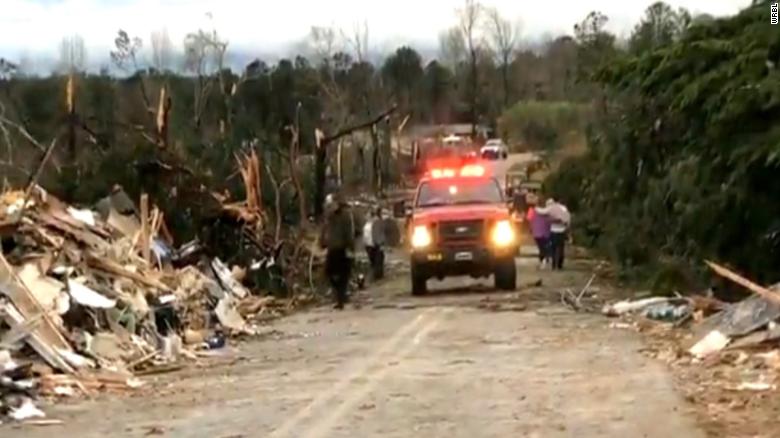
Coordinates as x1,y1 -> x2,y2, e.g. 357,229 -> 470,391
318,193 -> 387,310
523,194 -> 571,270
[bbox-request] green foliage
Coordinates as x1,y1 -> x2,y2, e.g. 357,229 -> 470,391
628,2 -> 691,54
547,1 -> 780,287
498,101 -> 589,151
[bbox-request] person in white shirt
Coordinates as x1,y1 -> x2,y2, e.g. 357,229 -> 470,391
535,198 -> 570,270
362,208 -> 386,280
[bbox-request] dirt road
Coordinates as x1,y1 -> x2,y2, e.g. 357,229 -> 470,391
3,250 -> 706,438
484,152 -> 538,187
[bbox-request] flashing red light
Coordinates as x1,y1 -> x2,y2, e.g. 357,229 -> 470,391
460,164 -> 485,177
431,168 -> 456,178
428,164 -> 486,179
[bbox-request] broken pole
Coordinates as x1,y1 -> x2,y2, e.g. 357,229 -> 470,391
140,193 -> 150,263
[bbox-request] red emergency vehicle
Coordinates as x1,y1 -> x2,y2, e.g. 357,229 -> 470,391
406,160 -> 517,295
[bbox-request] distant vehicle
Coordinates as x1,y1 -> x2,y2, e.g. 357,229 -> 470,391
405,160 -> 517,295
442,134 -> 468,148
480,139 -> 508,161
412,135 -> 478,183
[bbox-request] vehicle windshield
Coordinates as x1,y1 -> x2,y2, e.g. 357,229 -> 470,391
480,148 -> 500,160
416,178 -> 503,208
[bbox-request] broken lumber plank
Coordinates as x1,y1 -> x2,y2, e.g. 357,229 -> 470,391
47,205 -> 111,239
705,261 -> 780,305
35,211 -> 107,250
0,252 -> 74,352
0,302 -> 74,373
0,309 -> 42,349
86,255 -> 172,292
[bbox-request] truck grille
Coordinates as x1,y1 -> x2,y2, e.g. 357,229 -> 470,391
438,219 -> 484,244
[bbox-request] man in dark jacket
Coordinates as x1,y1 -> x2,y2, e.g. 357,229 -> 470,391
319,193 -> 355,309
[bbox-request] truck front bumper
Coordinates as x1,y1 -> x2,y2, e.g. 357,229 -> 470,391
411,244 -> 516,278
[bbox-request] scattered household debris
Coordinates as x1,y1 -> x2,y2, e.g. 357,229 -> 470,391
560,272 -> 598,312
689,330 -> 730,359
602,259 -> 780,415
602,297 -> 681,317
0,185 -> 314,423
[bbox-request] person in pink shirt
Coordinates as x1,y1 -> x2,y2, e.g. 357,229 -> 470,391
528,201 -> 552,269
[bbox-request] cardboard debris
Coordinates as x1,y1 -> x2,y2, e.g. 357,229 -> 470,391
9,398 -> 46,421
67,279 -> 116,309
215,296 -> 252,334
212,258 -> 249,299
16,264 -> 65,315
66,207 -> 96,227
689,330 -> 730,358
88,333 -> 126,361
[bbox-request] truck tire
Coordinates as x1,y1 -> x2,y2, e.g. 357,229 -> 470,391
411,263 -> 427,296
494,257 -> 517,291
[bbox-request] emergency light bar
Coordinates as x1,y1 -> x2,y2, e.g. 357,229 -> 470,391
428,164 -> 486,179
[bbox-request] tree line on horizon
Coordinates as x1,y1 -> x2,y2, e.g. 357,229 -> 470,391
2,0 -> 754,290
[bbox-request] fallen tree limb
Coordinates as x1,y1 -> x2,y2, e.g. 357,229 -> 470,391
705,260 -> 780,305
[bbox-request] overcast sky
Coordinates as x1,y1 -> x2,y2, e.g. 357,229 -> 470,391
0,0 -> 751,68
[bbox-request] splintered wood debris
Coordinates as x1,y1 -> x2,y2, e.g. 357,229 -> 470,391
0,185 -> 297,424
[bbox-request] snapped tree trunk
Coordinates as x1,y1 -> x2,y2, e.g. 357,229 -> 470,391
156,86 -> 171,148
371,124 -> 380,191
470,50 -> 479,136
502,61 -> 510,108
313,105 -> 398,219
287,104 -> 307,224
66,74 -> 76,162
314,140 -> 327,218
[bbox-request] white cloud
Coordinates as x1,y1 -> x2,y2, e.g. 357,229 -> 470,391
0,0 -> 751,63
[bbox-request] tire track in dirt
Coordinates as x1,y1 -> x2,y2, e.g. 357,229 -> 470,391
300,309 -> 449,438
269,307 -> 441,437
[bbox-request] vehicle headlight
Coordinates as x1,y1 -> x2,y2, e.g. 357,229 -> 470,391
491,220 -> 515,247
411,225 -> 432,248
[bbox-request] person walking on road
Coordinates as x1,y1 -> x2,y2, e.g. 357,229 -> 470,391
319,193 -> 355,309
362,207 -> 387,281
371,208 -> 387,279
536,198 -> 570,270
528,202 -> 552,269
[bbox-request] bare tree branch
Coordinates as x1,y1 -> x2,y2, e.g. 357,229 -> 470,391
456,0 -> 483,132
485,8 -> 520,106
0,102 -> 48,153
184,28 -> 228,128
264,161 -> 284,243
150,28 -> 174,72
322,104 -> 398,145
342,21 -> 370,63
285,102 -> 307,224
111,30 -> 156,120
59,35 -> 87,73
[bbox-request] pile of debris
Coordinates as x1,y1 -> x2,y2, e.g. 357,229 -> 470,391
602,260 -> 780,394
0,186 -> 298,423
